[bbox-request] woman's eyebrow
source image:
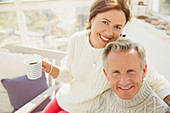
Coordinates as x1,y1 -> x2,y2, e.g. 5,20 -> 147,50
102,18 -> 123,26
102,18 -> 111,23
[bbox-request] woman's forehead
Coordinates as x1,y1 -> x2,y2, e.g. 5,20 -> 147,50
95,9 -> 126,24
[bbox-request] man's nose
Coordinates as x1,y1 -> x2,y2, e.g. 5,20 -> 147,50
119,75 -> 130,86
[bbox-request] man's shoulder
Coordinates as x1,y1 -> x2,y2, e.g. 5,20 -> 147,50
102,88 -> 114,96
90,88 -> 115,112
97,88 -> 115,103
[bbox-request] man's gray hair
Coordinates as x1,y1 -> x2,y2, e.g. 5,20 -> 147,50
103,37 -> 146,72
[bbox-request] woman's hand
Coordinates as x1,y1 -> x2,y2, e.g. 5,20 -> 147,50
39,56 -> 52,73
38,55 -> 59,79
164,95 -> 170,113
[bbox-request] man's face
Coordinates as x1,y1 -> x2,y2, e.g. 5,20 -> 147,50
104,49 -> 147,100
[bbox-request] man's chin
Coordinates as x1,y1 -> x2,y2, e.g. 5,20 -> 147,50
118,94 -> 135,100
120,97 -> 133,100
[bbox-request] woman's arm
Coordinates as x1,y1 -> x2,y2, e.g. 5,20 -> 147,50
146,68 -> 170,104
41,34 -> 76,82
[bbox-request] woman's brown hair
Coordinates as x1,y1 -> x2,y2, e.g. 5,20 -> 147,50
86,0 -> 131,29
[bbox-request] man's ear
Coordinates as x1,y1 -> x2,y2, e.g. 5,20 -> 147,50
103,68 -> 109,81
142,64 -> 147,79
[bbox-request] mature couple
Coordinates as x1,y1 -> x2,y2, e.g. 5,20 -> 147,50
41,0 -> 170,112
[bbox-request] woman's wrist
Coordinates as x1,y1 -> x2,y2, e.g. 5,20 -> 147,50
48,64 -> 53,74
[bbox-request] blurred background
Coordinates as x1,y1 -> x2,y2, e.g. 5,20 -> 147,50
0,0 -> 93,51
0,0 -> 170,80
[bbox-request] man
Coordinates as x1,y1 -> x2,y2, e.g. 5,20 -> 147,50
90,38 -> 169,113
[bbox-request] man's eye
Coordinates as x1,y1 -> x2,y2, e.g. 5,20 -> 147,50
127,69 -> 134,73
113,70 -> 120,73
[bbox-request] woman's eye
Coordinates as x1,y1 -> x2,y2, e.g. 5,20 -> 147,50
102,21 -> 109,25
114,26 -> 121,30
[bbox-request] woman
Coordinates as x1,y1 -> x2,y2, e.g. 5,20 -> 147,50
42,0 -> 170,112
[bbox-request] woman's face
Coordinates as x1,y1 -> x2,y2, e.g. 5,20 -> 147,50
90,9 -> 126,48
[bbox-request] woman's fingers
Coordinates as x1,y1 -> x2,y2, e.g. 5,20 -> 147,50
42,67 -> 47,71
32,55 -> 52,74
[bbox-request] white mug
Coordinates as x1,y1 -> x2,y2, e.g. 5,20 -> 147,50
24,56 -> 42,80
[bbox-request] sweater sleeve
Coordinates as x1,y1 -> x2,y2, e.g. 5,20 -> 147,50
146,68 -> 170,100
56,35 -> 75,83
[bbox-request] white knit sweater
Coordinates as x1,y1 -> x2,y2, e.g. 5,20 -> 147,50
90,81 -> 169,113
55,30 -> 170,112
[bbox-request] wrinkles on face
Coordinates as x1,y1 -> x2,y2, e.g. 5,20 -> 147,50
106,50 -> 145,100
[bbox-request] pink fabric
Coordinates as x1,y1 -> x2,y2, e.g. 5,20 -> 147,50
42,97 -> 68,113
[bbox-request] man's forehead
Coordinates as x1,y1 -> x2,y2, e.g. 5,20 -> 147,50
108,49 -> 138,57
107,49 -> 140,67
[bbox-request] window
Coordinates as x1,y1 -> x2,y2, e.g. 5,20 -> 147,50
158,0 -> 170,15
0,0 -> 93,52
152,0 -> 170,15
0,0 -> 14,3
0,11 -> 19,48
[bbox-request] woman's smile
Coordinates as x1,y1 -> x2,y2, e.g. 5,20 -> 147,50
99,34 -> 112,43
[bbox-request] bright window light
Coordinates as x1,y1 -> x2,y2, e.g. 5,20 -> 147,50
152,0 -> 159,12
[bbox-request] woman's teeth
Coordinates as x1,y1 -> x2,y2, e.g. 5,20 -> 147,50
100,35 -> 109,41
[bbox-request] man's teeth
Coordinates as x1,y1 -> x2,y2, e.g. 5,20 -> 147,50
120,87 -> 131,90
100,35 -> 109,41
